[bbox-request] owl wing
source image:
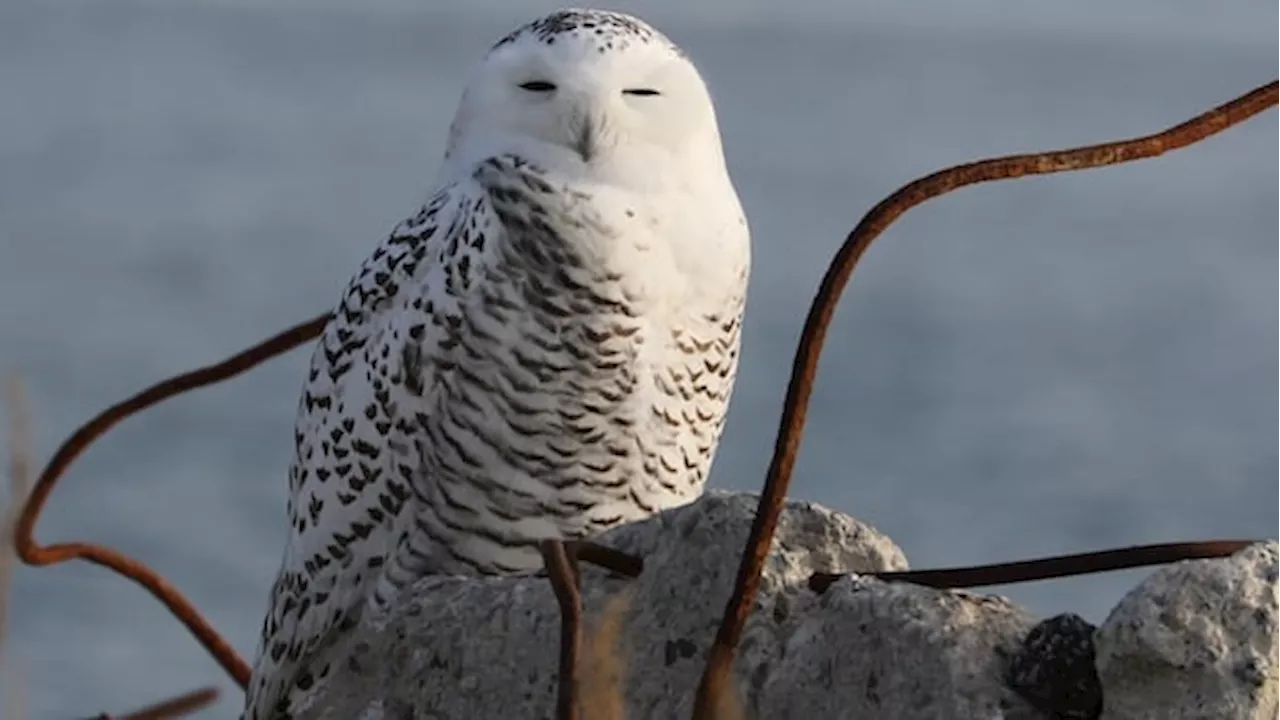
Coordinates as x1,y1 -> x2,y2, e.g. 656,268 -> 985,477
243,177 -> 495,719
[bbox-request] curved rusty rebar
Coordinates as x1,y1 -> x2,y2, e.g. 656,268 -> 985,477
808,539 -> 1262,593
691,80 -> 1279,718
13,313 -> 331,688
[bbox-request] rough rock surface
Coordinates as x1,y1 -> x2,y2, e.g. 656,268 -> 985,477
296,492 -> 1278,720
754,577 -> 1039,719
1094,542 -> 1279,720
1008,613 -> 1103,718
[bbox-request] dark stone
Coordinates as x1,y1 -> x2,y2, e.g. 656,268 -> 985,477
1007,613 -> 1103,719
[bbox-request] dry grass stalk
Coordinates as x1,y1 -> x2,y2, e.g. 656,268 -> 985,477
577,588 -> 745,720
578,589 -> 630,720
2,374 -> 32,720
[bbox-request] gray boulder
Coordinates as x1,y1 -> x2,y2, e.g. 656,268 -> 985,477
1094,541 -> 1278,719
754,577 -> 1040,719
295,491 -> 1277,720
296,491 -> 1039,717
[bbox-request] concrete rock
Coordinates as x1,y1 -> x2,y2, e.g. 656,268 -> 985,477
304,491 -> 910,719
756,577 -> 1039,719
296,493 -> 1278,720
1094,541 -> 1279,720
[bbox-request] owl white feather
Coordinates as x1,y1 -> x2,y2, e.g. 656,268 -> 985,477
244,9 -> 750,718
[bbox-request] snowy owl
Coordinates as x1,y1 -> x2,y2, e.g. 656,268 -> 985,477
244,8 -> 750,718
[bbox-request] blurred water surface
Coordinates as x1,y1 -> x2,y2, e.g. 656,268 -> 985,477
0,1 -> 1275,716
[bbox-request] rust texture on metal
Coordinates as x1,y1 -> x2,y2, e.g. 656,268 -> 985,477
119,685 -> 220,720
91,685 -> 220,720
11,313 -> 330,689
541,540 -> 585,720
808,539 -> 1262,593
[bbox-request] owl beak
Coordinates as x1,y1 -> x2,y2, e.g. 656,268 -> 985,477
572,115 -> 597,162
